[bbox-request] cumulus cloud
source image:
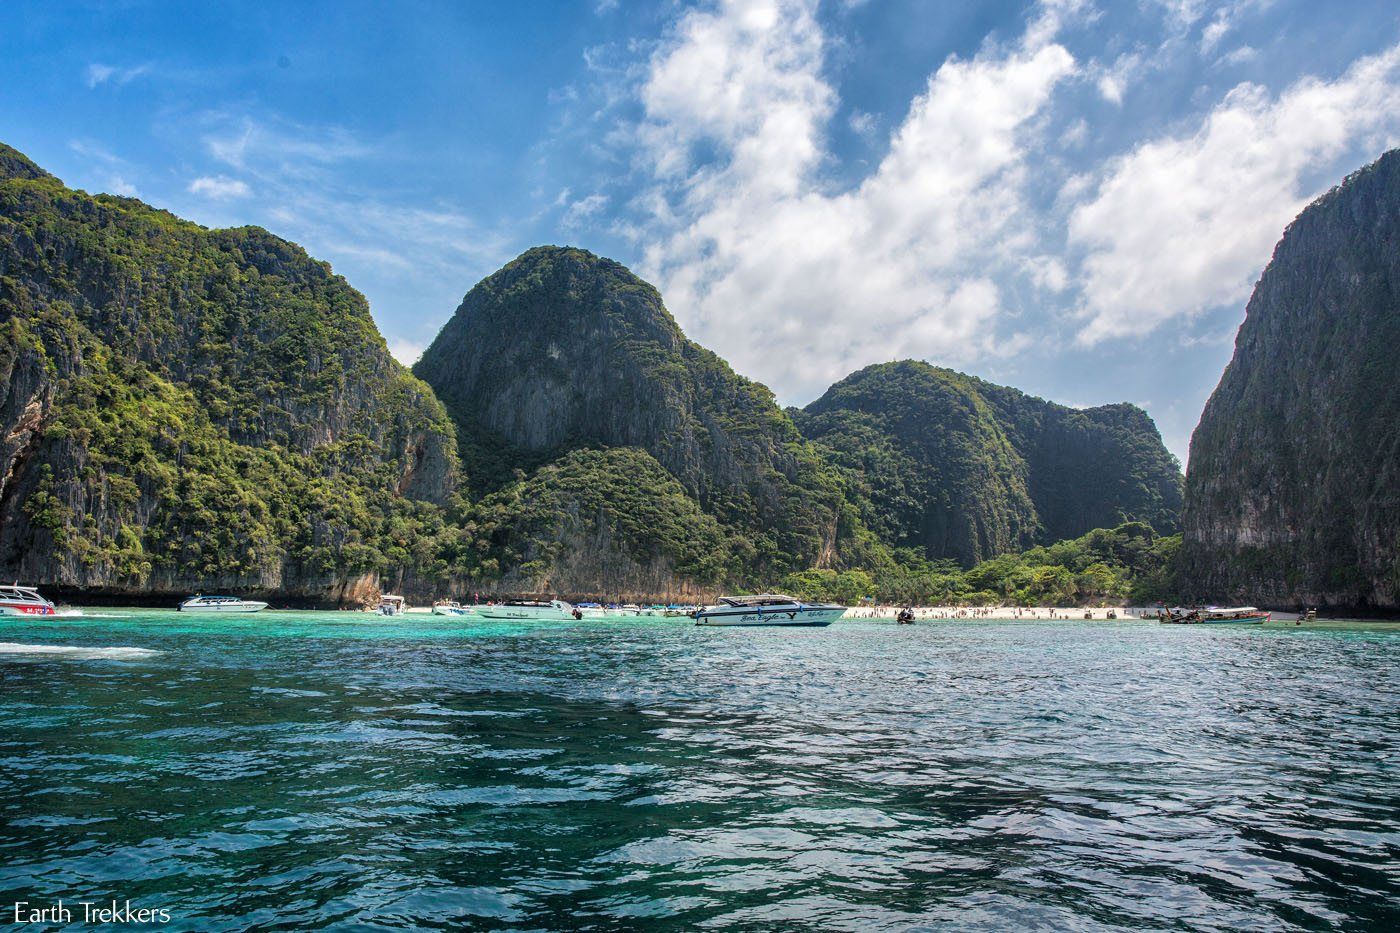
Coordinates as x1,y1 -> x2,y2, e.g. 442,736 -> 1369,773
188,175 -> 251,199
628,0 -> 1077,400
1068,42 -> 1400,344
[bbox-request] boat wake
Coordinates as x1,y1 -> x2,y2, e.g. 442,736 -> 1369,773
0,642 -> 160,660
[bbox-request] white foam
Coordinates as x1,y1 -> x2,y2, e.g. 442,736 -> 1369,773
0,642 -> 160,660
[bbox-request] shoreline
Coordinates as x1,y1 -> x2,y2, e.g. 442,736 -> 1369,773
19,602 -> 1397,624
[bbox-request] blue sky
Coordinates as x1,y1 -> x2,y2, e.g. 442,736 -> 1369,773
3,0 -> 1399,464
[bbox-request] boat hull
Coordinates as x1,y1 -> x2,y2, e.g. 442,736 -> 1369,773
695,607 -> 846,627
0,604 -> 56,616
179,602 -> 268,613
477,607 -> 576,621
1162,614 -> 1269,625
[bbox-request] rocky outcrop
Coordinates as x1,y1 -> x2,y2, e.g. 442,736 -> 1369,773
795,361 -> 1183,566
1182,151 -> 1400,612
0,143 -> 456,604
415,246 -> 849,579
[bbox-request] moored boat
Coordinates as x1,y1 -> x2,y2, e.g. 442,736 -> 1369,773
477,599 -> 581,621
378,595 -> 405,616
0,584 -> 76,616
178,595 -> 268,613
694,594 -> 846,627
1162,606 -> 1270,625
431,601 -> 472,616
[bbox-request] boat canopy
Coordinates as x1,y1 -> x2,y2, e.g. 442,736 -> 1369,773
717,594 -> 799,607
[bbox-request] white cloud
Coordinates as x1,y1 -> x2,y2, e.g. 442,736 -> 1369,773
1068,43 -> 1400,344
1095,51 -> 1143,104
626,0 -> 1077,401
848,110 -> 878,141
202,116 -> 371,173
1152,0 -> 1210,29
108,176 -> 139,197
1201,10 -> 1232,53
1200,0 -> 1275,54
188,175 -> 251,199
386,337 -> 426,366
562,192 -> 609,229
1060,118 -> 1089,148
1026,255 -> 1070,292
85,62 -> 150,88
1218,44 -> 1259,66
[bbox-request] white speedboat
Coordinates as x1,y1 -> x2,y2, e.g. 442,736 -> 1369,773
477,599 -> 581,621
431,601 -> 472,616
178,595 -> 268,613
378,595 -> 405,616
0,584 -> 81,616
694,594 -> 846,627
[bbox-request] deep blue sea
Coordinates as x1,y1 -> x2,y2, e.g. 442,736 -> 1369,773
1,611 -> 1397,930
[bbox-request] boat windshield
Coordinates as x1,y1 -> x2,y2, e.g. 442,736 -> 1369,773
718,595 -> 798,607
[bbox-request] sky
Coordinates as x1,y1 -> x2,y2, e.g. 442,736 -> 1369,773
3,0 -> 1399,465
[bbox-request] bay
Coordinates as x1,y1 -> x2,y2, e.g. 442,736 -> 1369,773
1,611 -> 1397,930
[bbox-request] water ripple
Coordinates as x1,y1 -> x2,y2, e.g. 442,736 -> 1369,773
1,615 -> 1397,929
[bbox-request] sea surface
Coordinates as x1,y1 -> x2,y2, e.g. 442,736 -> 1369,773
1,611 -> 1397,931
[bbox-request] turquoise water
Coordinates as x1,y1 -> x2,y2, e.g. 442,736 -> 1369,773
1,611 -> 1397,930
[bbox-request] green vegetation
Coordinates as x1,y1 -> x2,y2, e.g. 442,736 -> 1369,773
1,144 -> 1190,604
0,147 -> 455,595
782,522 -> 1182,607
795,361 -> 1183,567
413,245 -> 855,582
442,446 -> 735,587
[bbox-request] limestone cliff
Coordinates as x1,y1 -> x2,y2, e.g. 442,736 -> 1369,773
415,246 -> 852,580
1182,151 -> 1400,611
795,361 -> 1183,566
0,143 -> 456,604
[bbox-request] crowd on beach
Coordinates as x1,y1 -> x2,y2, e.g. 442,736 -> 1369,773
842,605 -> 1148,620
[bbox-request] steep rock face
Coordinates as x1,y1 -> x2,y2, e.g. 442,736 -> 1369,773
415,246 -> 847,578
1183,151 -> 1400,611
795,361 -> 1183,566
0,144 -> 457,602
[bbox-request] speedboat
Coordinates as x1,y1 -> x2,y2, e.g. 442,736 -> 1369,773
0,584 -> 80,616
178,595 -> 268,613
431,601 -> 472,616
378,595 -> 405,616
1162,606 -> 1270,625
477,599 -> 581,621
694,594 -> 846,627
